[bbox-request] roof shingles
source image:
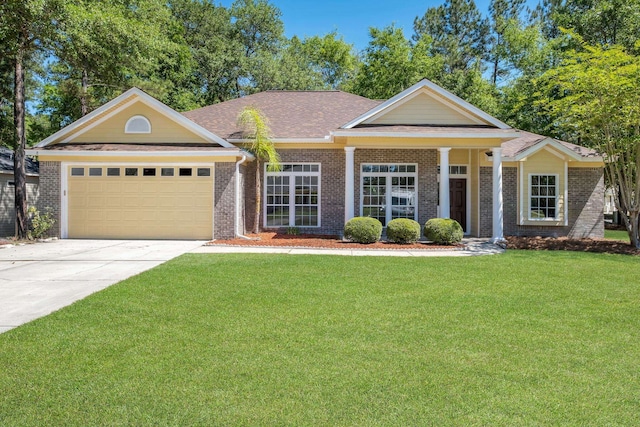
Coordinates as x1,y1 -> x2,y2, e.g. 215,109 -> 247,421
183,90 -> 381,139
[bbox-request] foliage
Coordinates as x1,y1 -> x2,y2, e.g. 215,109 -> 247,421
237,106 -> 279,233
343,216 -> 383,244
1,252 -> 640,425
424,218 -> 464,244
27,206 -> 55,239
536,40 -> 640,247
386,218 -> 422,244
413,0 -> 490,73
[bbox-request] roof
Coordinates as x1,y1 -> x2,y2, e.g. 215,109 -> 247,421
0,146 -> 39,175
183,90 -> 382,140
502,131 -> 600,159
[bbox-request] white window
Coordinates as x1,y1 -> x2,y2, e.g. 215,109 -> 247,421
361,164 -> 417,226
124,115 -> 151,134
529,174 -> 558,220
265,163 -> 320,227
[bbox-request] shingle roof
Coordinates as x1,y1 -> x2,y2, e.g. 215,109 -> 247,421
183,91 -> 382,139
501,131 -> 599,158
0,147 -> 39,175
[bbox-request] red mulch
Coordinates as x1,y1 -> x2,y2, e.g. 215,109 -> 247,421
208,232 -> 463,250
208,232 -> 639,255
505,236 -> 639,256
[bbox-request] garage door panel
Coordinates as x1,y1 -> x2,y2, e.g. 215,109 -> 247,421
68,165 -> 214,239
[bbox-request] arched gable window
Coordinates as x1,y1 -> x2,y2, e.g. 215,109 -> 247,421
125,115 -> 151,134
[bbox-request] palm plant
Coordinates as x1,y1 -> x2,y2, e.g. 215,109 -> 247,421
237,106 -> 280,233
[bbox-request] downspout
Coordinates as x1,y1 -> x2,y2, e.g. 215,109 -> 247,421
235,155 -> 254,240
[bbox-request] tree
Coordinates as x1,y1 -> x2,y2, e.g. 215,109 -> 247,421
237,107 -> 280,233
0,0 -> 60,239
537,41 -> 640,247
298,32 -> 357,89
488,0 -> 525,85
413,0 -> 490,73
350,25 -> 437,99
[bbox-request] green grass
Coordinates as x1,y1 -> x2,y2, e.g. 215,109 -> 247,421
1,252 -> 639,426
605,228 -> 631,242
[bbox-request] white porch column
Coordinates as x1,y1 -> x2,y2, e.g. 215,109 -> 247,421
491,147 -> 505,242
344,147 -> 356,222
439,147 -> 451,218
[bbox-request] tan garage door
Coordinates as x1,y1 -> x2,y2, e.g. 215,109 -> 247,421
67,165 -> 214,239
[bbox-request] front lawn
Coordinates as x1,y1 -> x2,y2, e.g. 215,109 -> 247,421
1,252 -> 639,426
605,228 -> 631,242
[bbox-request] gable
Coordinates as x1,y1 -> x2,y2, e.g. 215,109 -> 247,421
343,79 -> 510,129
366,91 -> 483,126
68,102 -> 209,144
36,88 -> 236,149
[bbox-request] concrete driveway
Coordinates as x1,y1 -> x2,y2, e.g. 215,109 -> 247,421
0,239 -> 204,333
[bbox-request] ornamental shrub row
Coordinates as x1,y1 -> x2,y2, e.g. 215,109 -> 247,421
343,217 -> 463,245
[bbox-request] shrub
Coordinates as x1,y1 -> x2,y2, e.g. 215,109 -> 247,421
28,206 -> 55,240
386,218 -> 421,244
424,218 -> 463,245
344,217 -> 382,244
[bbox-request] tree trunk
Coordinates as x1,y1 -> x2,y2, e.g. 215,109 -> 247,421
80,68 -> 89,116
629,210 -> 640,249
13,46 -> 28,239
254,159 -> 261,233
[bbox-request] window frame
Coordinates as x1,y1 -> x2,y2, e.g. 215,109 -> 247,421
360,163 -> 419,226
263,163 -> 321,228
528,173 -> 559,221
124,115 -> 151,134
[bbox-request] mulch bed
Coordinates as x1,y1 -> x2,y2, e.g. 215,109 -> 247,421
505,236 -> 639,256
208,232 -> 639,255
208,232 -> 463,250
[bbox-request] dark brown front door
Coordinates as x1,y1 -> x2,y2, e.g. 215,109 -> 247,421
450,178 -> 466,232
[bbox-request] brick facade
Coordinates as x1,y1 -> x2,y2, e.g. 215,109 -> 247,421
503,167 -> 604,238
37,161 -> 61,238
214,162 -> 237,239
479,167 -> 493,238
354,149 -> 439,226
244,149 -> 346,235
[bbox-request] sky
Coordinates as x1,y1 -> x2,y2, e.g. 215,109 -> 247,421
218,0 -> 540,52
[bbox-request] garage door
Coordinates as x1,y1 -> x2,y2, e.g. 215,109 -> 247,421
67,165 -> 214,239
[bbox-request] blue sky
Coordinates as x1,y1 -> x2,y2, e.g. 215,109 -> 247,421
218,0 -> 540,52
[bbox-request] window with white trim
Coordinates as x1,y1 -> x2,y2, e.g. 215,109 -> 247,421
124,115 -> 151,133
265,163 -> 320,227
529,174 -> 558,219
361,164 -> 417,226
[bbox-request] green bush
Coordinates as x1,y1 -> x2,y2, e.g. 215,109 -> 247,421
28,206 -> 55,240
386,218 -> 421,244
424,218 -> 463,245
344,217 -> 383,244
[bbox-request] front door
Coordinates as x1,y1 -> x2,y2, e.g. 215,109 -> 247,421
449,178 -> 466,232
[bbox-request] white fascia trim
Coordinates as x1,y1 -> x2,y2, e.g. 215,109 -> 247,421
26,149 -> 247,158
227,137 -> 332,144
331,130 -> 521,139
511,138 -> 603,163
36,88 -> 144,147
37,87 -> 235,149
61,97 -> 139,143
341,79 -> 511,130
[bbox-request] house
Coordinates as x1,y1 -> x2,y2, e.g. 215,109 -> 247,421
0,147 -> 40,237
27,79 -> 604,241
